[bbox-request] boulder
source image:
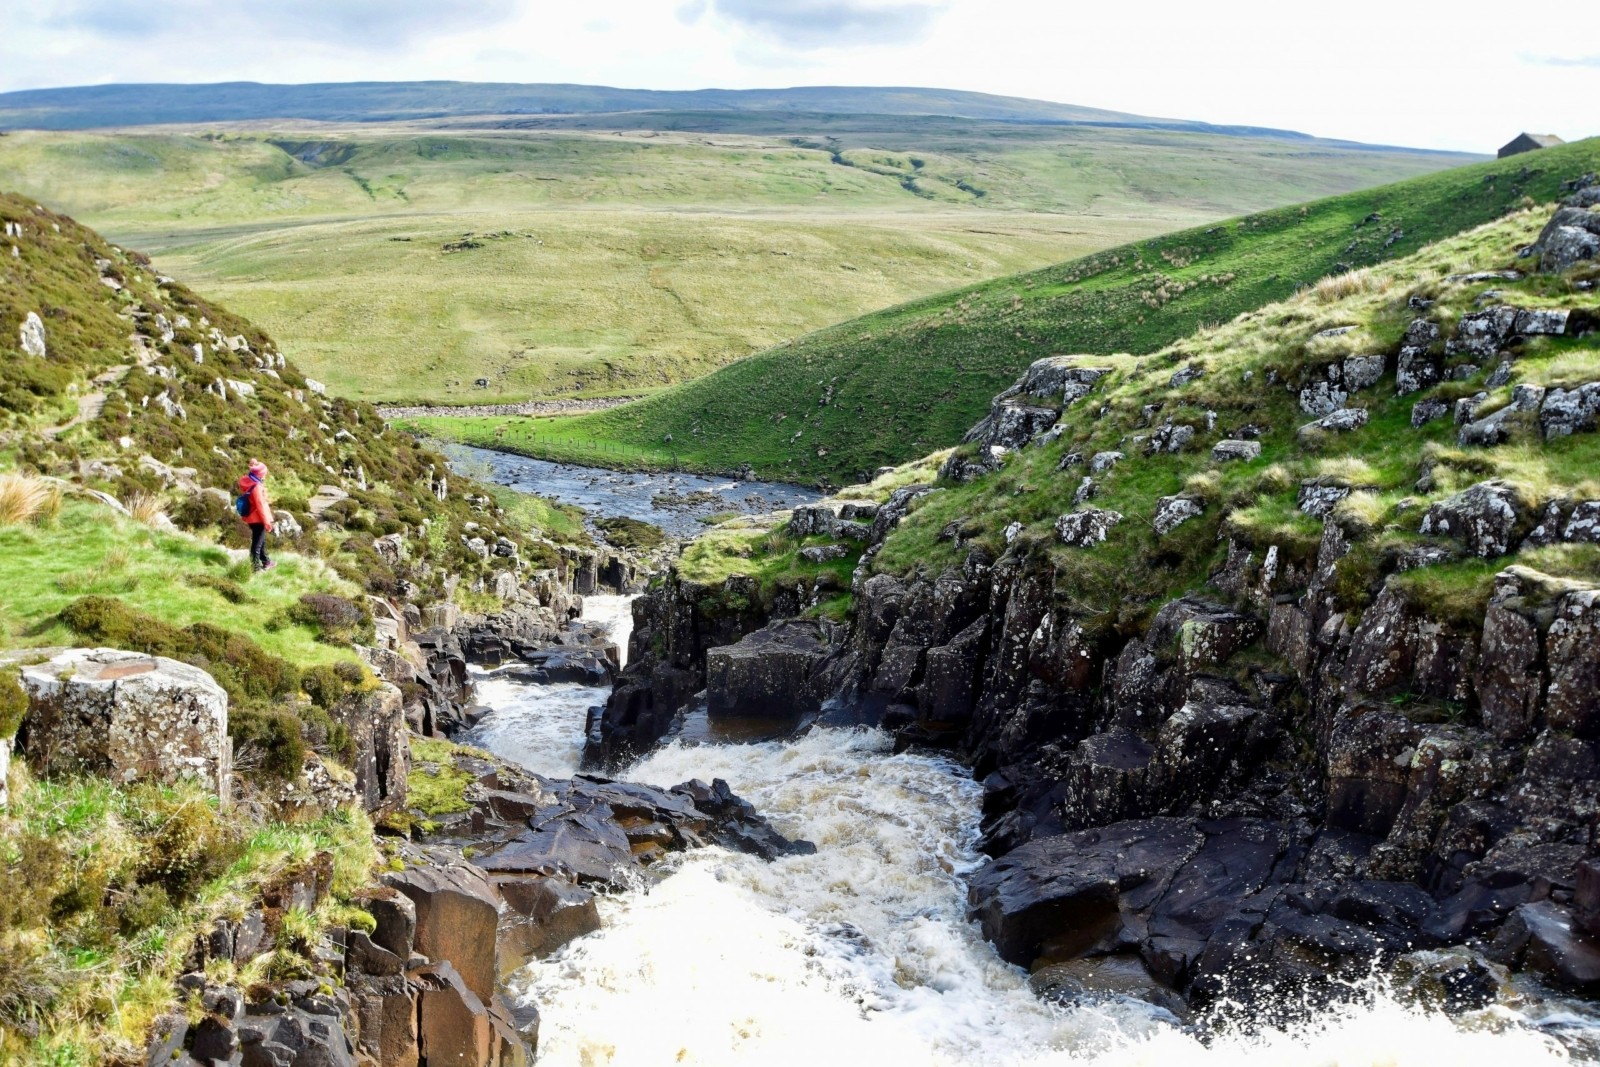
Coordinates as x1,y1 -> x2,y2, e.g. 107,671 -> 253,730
19,310 -> 46,357
970,400 -> 1062,449
236,1005 -> 357,1067
1418,481 -> 1533,558
19,648 -> 230,800
1396,320 -> 1442,395
1054,508 -> 1123,547
1458,384 -> 1545,447
1545,588 -> 1600,737
968,819 -> 1205,967
799,544 -> 847,564
1299,379 -> 1349,416
1531,205 -> 1600,273
705,619 -> 836,719
384,858 -> 502,1002
788,504 -> 839,538
1563,502 -> 1600,543
349,974 -> 419,1066
1152,495 -> 1204,536
1343,354 -> 1387,390
493,876 -> 602,968
478,810 -> 634,886
410,961 -> 496,1067
1088,451 -> 1124,473
1502,901 -> 1600,989
1298,406 -> 1368,440
1411,397 -> 1450,427
1298,481 -> 1352,518
1539,381 -> 1600,439
1210,439 -> 1261,462
1447,307 -> 1519,359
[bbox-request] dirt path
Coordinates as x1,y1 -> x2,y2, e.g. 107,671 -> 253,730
38,334 -> 155,440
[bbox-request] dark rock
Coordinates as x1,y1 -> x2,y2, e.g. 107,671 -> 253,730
384,858 -> 501,1002
705,618 -> 838,720
1419,480 -> 1533,558
967,818 -> 1204,967
493,875 -> 601,967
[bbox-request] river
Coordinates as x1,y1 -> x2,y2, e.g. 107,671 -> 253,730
439,444 -> 825,537
447,454 -> 1595,1066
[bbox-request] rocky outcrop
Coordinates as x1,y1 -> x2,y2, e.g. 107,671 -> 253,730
585,572 -> 776,767
18,648 -> 231,800
332,682 -> 410,813
964,356 -> 1112,451
705,618 -> 842,720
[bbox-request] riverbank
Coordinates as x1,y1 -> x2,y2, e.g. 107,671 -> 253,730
379,396 -> 642,420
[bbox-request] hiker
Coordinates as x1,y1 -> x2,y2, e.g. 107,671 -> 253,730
236,459 -> 276,571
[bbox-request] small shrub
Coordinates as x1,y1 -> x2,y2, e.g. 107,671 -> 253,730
288,594 -> 374,646
301,664 -> 350,710
118,883 -> 172,935
229,706 -> 307,781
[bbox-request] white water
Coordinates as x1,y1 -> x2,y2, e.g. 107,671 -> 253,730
470,594 -> 1589,1067
505,729 -> 1584,1066
469,594 -> 636,779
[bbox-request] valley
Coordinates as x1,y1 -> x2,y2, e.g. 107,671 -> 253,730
0,118 -> 1473,405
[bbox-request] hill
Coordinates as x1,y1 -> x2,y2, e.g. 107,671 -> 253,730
0,80 -> 1370,137
0,121 -> 1474,406
411,138 -> 1600,483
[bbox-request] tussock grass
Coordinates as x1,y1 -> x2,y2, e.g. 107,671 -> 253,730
1313,268 -> 1390,304
0,473 -> 57,527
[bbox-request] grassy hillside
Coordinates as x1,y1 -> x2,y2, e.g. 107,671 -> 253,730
0,122 -> 1473,404
415,138 -> 1600,484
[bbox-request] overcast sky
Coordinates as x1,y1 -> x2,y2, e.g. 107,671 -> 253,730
4,0 -> 1595,152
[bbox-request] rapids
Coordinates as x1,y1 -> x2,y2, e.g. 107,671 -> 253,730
464,599 -> 1594,1066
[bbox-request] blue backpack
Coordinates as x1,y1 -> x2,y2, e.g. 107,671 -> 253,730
236,493 -> 251,517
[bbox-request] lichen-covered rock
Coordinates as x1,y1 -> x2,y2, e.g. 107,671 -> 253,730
963,358 -> 1112,448
1299,406 -> 1369,440
1343,354 -> 1387,390
1210,439 -> 1261,462
970,399 -> 1062,449
1299,379 -> 1349,416
789,504 -> 840,538
19,310 -> 46,357
1545,588 -> 1600,737
1458,385 -> 1545,447
1447,307 -> 1519,359
1412,397 -> 1450,427
940,444 -> 1008,482
1531,205 -> 1600,273
1152,495 -> 1205,536
1539,381 -> 1600,439
1563,502 -> 1600,544
1418,481 -> 1532,558
799,543 -> 847,564
19,648 -> 231,800
1054,508 -> 1123,547
1088,450 -> 1124,473
1146,422 -> 1195,454
1396,320 -> 1442,395
332,681 -> 410,813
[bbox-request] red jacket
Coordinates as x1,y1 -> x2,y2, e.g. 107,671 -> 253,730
237,473 -> 273,530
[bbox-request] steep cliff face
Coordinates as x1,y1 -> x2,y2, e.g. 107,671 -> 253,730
591,182 -> 1600,1006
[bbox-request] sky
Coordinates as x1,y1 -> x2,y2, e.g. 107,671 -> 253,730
2,0 -> 1596,152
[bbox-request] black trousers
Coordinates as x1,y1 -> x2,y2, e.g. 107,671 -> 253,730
248,523 -> 270,568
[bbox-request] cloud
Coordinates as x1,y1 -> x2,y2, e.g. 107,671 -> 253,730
44,0 -> 519,50
1524,53 -> 1600,68
703,0 -> 948,48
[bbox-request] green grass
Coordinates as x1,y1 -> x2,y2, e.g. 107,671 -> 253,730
0,772 -> 377,1066
0,501 -> 358,667
848,206 -> 1600,633
430,138 -> 1600,485
0,121 -> 1472,405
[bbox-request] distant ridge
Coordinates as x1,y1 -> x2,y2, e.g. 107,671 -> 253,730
0,80 -> 1411,147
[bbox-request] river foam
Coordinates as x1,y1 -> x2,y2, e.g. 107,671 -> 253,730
510,727 -> 1583,1066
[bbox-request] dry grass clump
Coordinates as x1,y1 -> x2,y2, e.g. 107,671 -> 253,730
122,492 -> 168,527
1313,268 -> 1391,304
0,474 -> 61,527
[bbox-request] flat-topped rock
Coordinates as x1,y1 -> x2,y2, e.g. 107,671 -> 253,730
19,648 -> 231,801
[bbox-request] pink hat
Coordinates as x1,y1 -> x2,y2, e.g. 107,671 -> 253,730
249,460 -> 268,477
